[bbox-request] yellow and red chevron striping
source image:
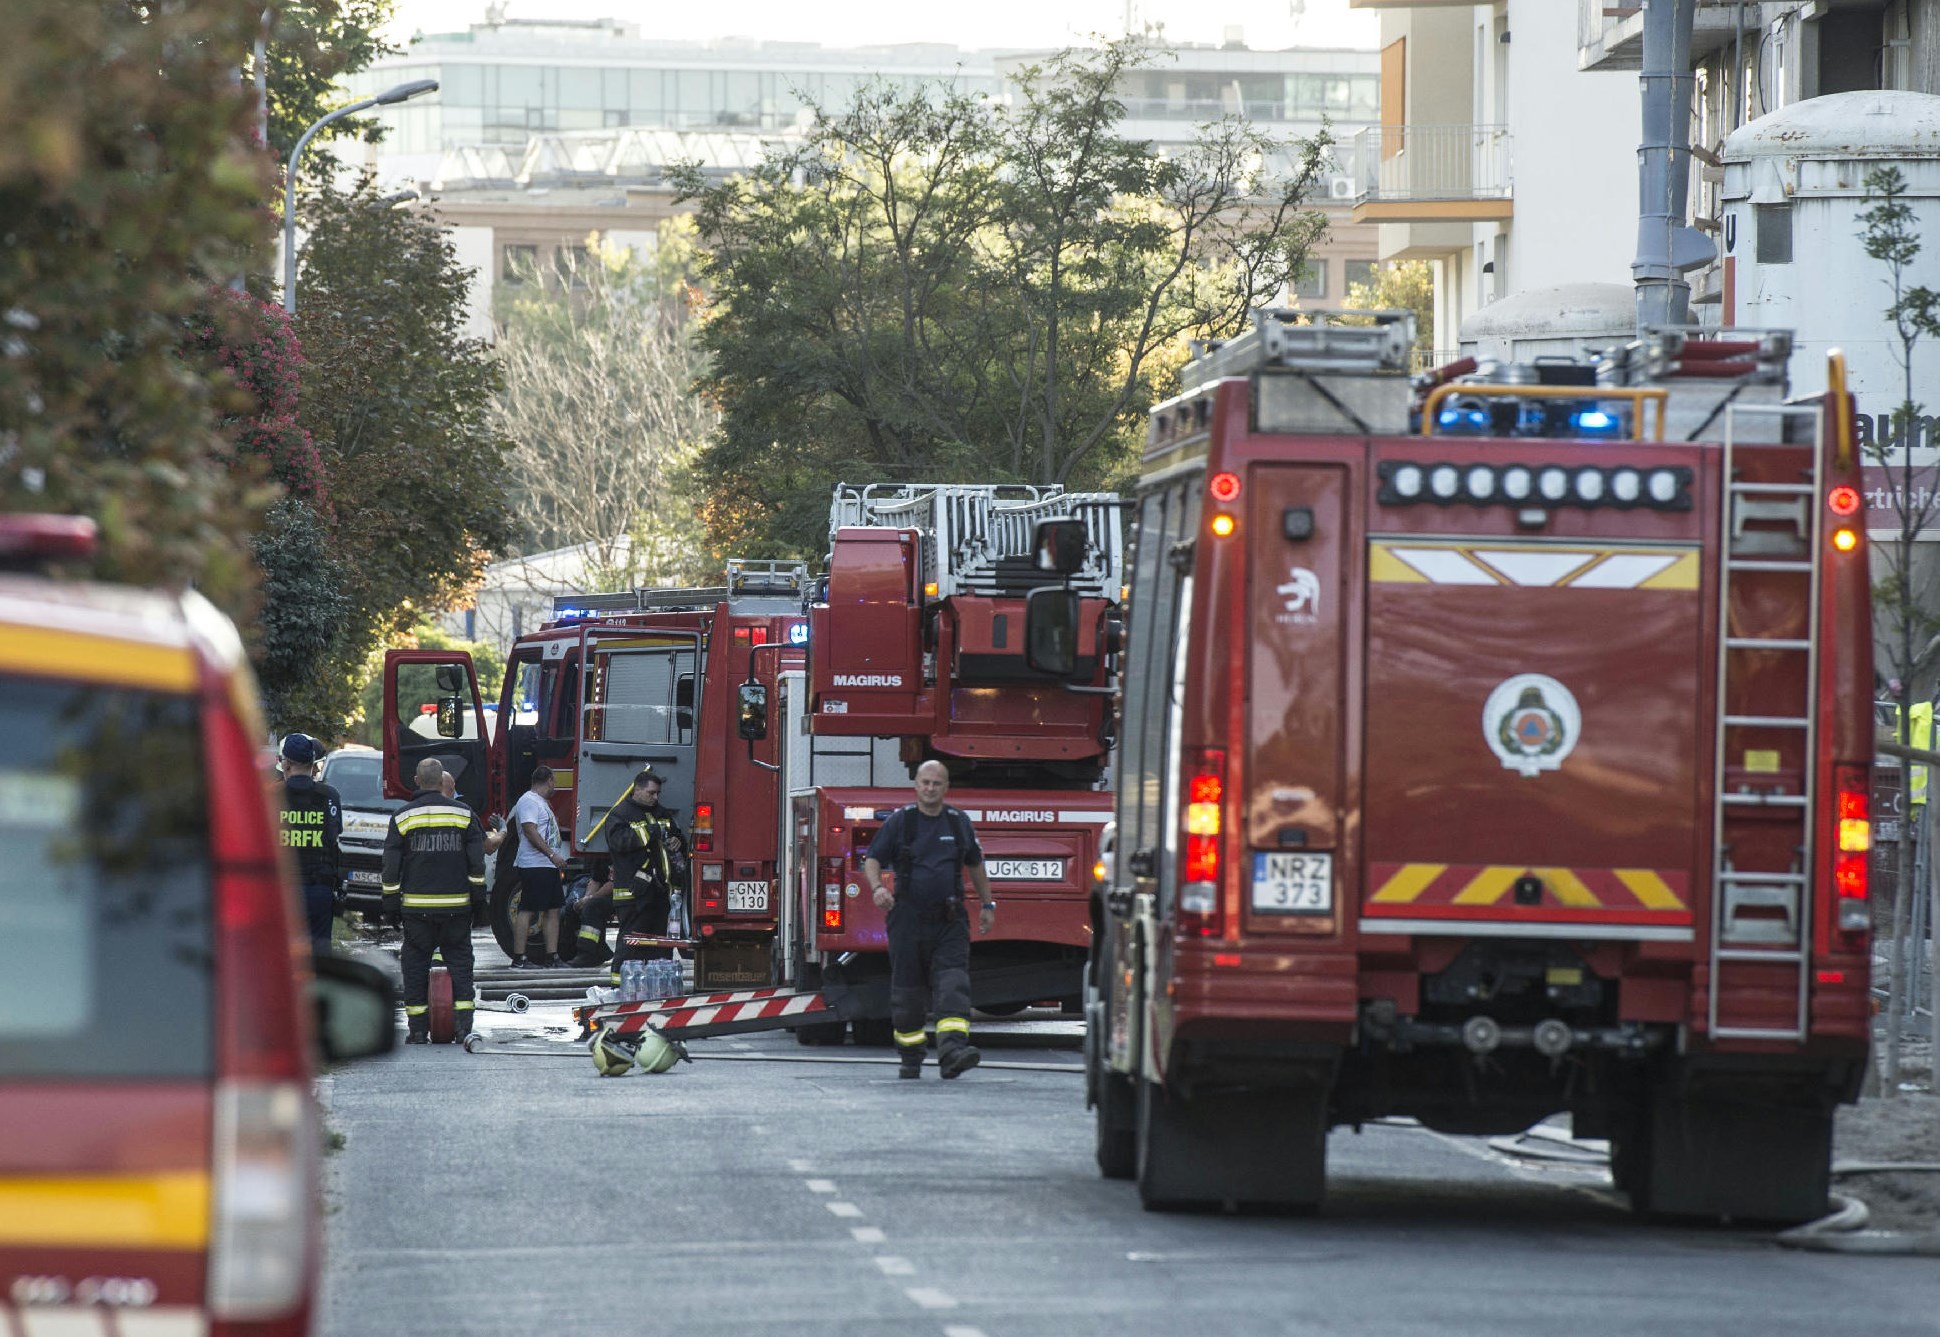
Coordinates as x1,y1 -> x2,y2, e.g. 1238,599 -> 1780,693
1366,862 -> 1690,920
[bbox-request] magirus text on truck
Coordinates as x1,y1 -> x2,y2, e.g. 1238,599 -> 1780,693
1029,310 -> 1874,1221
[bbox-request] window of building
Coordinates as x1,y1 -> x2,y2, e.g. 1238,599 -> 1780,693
1343,260 -> 1377,294
1293,263 -> 1328,300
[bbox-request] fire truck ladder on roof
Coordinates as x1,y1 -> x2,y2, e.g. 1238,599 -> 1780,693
1708,401 -> 1825,1044
829,483 -> 1124,600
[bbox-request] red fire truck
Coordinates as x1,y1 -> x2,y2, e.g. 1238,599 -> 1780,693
1031,312 -> 1874,1220
767,484 -> 1123,1043
378,561 -> 809,988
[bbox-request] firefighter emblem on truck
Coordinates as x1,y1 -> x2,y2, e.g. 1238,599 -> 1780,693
1483,674 -> 1581,777
1276,566 -> 1320,625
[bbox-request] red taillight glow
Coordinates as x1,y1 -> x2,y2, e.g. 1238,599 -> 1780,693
1209,471 -> 1241,502
1816,970 -> 1847,985
821,858 -> 844,933
1833,765 -> 1870,917
1181,748 -> 1226,936
693,802 -> 714,853
1828,485 -> 1861,516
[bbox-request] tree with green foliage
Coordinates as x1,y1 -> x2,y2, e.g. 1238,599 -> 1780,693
290,177 -> 516,733
0,0 -> 272,611
493,229 -> 714,588
255,0 -> 399,166
349,618 -> 505,748
1343,259 -> 1435,363
672,38 -> 1330,557
1857,166 -> 1940,1093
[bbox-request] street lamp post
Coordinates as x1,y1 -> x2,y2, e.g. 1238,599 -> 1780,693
282,78 -> 438,314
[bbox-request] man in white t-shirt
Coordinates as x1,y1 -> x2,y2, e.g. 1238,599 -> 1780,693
509,766 -> 568,968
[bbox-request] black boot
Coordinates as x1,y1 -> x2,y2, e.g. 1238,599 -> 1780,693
405,1015 -> 430,1045
938,1043 -> 981,1079
898,1048 -> 924,1079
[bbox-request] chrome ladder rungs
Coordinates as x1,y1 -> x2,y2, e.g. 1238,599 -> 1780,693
1725,558 -> 1814,572
1722,714 -> 1810,729
1724,637 -> 1811,650
1715,948 -> 1806,963
1719,870 -> 1809,883
1720,792 -> 1809,807
1728,481 -> 1817,496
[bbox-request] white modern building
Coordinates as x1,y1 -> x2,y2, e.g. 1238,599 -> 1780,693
341,15 -> 1385,336
1346,0 -> 1640,363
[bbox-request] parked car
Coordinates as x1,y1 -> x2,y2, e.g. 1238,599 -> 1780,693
0,514 -> 393,1336
319,744 -> 405,918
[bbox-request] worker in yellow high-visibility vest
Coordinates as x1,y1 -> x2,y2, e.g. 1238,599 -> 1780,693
1911,700 -> 1933,808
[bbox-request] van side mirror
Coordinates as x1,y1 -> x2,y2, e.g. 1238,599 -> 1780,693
1033,518 -> 1088,575
436,695 -> 463,738
737,681 -> 770,741
312,954 -> 397,1063
1024,587 -> 1080,678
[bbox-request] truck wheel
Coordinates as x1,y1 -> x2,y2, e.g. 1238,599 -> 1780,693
1136,1078 -> 1328,1213
794,963 -> 846,1047
489,877 -> 582,963
851,1017 -> 895,1048
1094,1069 -> 1137,1180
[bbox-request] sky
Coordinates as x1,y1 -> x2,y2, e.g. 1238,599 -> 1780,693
384,0 -> 1378,54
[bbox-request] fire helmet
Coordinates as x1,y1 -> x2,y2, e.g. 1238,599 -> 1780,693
590,1029 -> 640,1077
634,1028 -> 689,1075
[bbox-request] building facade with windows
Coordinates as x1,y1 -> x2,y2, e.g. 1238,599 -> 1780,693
342,17 -> 1383,337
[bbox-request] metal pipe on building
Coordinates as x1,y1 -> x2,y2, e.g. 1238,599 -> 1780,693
1634,0 -> 1707,330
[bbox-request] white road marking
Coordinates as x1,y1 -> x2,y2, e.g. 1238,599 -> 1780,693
826,1201 -> 864,1218
787,1158 -> 814,1173
874,1256 -> 916,1276
943,1328 -> 989,1337
850,1226 -> 886,1244
805,1178 -> 837,1193
905,1288 -> 958,1310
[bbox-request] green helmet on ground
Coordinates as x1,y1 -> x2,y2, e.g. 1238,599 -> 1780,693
590,1028 -> 640,1076
634,1027 -> 689,1074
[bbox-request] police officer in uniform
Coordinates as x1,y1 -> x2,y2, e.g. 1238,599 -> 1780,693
602,769 -> 690,987
382,757 -> 487,1043
276,733 -> 342,958
864,760 -> 996,1079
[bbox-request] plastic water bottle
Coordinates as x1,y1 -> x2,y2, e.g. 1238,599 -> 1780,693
621,959 -> 645,1001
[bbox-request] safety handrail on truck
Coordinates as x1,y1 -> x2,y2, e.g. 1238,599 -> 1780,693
828,482 -> 1124,600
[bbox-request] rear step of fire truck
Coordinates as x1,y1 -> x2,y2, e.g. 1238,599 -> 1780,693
1709,401 -> 1823,1042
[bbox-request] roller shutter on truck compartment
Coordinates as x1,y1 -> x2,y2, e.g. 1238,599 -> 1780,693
1359,529 -> 1704,940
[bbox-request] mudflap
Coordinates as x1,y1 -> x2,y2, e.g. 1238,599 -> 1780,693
1136,1077 -> 1330,1214
1632,1072 -> 1837,1224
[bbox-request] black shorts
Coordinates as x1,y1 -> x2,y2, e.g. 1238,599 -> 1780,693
516,865 -> 565,913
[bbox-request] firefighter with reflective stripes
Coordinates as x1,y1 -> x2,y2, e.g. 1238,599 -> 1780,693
382,757 -> 487,1044
865,761 -> 995,1079
601,769 -> 690,986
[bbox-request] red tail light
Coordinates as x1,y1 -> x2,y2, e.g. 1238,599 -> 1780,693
201,666 -> 316,1330
821,857 -> 844,933
694,802 -> 714,853
1833,764 -> 1870,935
1181,748 -> 1225,937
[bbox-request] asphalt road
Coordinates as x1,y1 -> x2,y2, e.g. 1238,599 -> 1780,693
317,1013 -> 1940,1337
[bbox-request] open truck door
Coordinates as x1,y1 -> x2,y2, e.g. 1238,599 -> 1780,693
576,632 -> 701,850
382,649 -> 490,812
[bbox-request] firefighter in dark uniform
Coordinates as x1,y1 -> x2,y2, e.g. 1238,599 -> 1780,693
382,757 -> 487,1044
601,768 -> 690,987
864,760 -> 996,1079
277,732 -> 342,958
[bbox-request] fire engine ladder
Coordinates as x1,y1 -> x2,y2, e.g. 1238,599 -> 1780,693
573,985 -> 838,1042
1708,401 -> 1825,1043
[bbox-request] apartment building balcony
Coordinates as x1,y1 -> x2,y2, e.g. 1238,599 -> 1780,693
1348,123 -> 1514,225
1578,0 -> 1748,72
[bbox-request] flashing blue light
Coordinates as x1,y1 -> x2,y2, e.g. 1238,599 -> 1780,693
1436,406 -> 1492,435
1571,408 -> 1620,437
787,620 -> 809,646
